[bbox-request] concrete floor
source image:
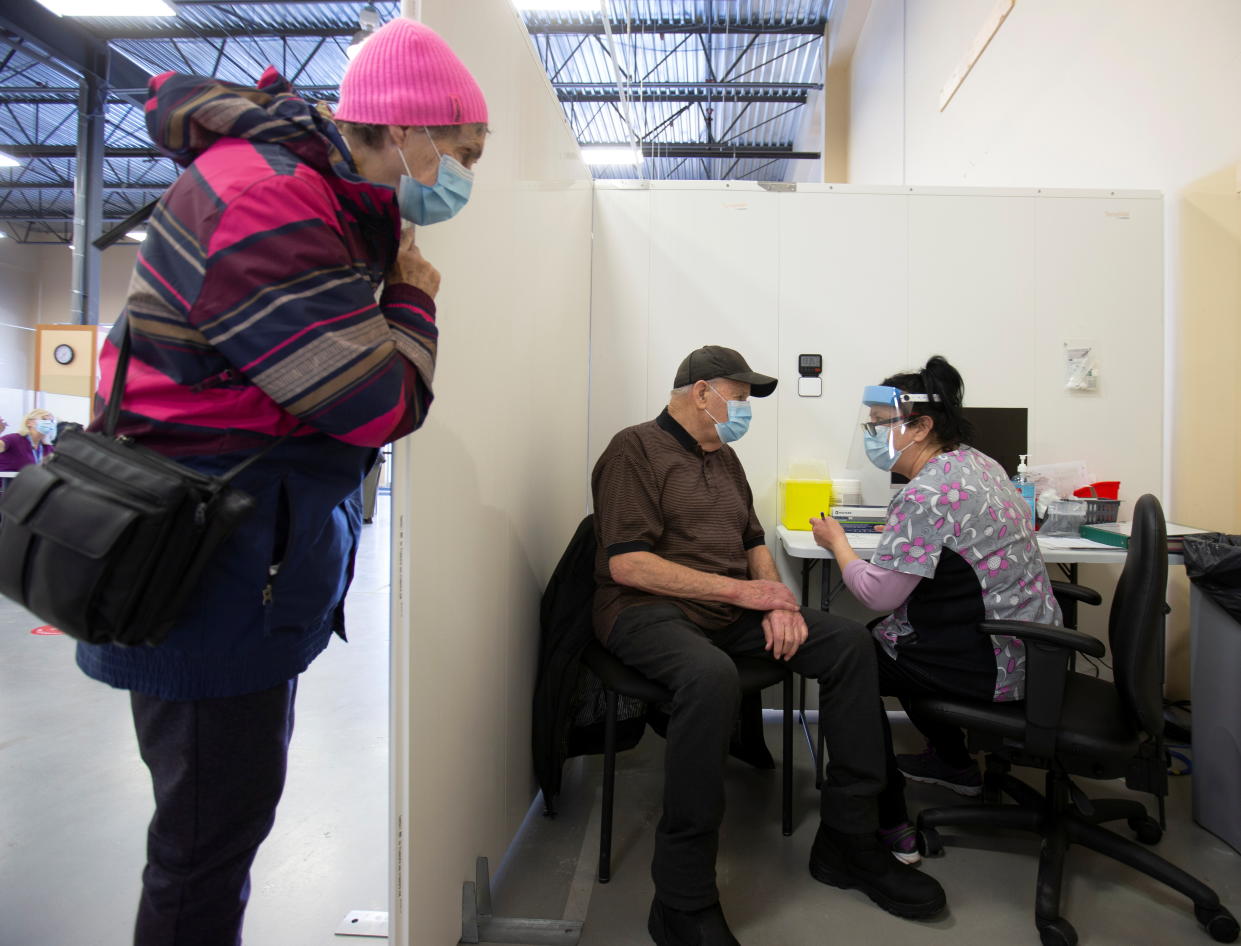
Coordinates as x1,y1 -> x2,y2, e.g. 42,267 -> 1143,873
0,497 -> 391,946
2,492 -> 1239,946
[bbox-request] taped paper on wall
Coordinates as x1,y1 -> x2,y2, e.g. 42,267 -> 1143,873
1064,341 -> 1099,392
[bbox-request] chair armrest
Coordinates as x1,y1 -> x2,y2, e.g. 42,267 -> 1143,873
979,619 -> 1106,658
1050,580 -> 1103,607
978,619 -> 1104,762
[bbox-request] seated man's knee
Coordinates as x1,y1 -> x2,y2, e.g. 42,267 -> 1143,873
681,648 -> 741,701
805,610 -> 875,665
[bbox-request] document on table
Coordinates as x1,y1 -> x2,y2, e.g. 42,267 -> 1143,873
845,532 -> 885,550
1036,536 -> 1117,551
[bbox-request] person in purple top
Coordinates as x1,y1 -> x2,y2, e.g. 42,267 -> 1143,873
0,408 -> 55,472
811,355 -> 1062,865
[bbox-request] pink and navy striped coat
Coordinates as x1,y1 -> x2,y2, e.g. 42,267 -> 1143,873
78,69 -> 439,699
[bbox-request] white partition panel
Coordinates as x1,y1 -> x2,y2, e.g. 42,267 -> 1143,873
648,184 -> 782,513
591,183 -> 1163,604
390,3 -> 592,943
1032,194 -> 1165,501
906,194 -> 1038,408
777,189 -> 910,508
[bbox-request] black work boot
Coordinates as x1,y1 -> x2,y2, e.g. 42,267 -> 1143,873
808,823 -> 946,919
648,897 -> 741,946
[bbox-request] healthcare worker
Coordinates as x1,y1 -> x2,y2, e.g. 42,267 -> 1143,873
811,355 -> 1062,864
74,18 -> 487,945
0,408 -> 56,472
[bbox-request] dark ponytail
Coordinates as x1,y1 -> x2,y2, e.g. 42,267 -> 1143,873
881,355 -> 974,451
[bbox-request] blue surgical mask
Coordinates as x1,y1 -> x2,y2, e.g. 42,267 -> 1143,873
705,384 -> 752,444
396,130 -> 474,226
34,419 -> 56,440
863,428 -> 905,471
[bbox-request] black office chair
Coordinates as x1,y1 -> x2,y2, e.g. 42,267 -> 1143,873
910,495 -> 1237,946
581,639 -> 794,883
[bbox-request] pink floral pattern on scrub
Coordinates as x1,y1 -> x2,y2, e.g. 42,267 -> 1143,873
871,446 -> 1062,700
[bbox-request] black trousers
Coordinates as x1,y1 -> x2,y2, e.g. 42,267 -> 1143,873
606,603 -> 885,911
874,644 -> 976,828
130,679 -> 298,946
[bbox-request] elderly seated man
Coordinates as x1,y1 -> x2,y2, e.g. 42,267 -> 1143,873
592,345 -> 946,946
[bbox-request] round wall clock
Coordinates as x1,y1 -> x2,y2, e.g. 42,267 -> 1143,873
53,343 -> 75,366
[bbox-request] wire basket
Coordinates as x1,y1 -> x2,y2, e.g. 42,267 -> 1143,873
1083,498 -> 1121,525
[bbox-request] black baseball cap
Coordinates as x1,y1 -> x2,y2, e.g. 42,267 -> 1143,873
673,345 -> 777,398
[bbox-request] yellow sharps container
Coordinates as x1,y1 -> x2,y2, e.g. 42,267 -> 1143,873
780,461 -> 833,531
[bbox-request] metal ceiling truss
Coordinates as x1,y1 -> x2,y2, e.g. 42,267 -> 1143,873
0,0 -> 369,243
524,16 -> 827,36
522,5 -> 826,181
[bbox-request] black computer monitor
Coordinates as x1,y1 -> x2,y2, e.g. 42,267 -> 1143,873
961,406 -> 1028,479
892,406 -> 1028,482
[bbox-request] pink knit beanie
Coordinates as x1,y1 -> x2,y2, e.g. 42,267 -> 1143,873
335,18 -> 488,126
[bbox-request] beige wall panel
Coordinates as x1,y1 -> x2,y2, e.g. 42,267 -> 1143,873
390,2 -> 592,943
588,185 -> 653,467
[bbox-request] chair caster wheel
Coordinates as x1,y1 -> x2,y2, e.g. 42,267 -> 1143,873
1038,917 -> 1078,946
916,827 -> 943,857
1195,904 -> 1240,943
1127,815 -> 1162,845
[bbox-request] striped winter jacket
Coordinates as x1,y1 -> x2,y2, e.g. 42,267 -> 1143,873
76,69 -> 434,699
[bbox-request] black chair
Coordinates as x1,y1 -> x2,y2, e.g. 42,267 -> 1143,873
910,495 -> 1237,946
581,638 -> 794,883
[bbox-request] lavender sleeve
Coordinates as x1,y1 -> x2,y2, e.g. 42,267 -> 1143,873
842,559 -> 922,611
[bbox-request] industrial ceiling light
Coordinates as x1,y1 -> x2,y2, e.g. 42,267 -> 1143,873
35,0 -> 175,16
0,152 -> 20,168
581,146 -> 642,166
126,230 -> 148,242
346,4 -> 382,61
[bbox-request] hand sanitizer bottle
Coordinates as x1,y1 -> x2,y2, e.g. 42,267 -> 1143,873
1013,454 -> 1036,525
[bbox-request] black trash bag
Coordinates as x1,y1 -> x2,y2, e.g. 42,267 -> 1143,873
1182,533 -> 1241,624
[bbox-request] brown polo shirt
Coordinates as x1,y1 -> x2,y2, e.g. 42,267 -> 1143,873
591,407 -> 766,641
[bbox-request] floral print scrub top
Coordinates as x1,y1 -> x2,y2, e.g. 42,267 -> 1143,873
871,446 -> 1062,701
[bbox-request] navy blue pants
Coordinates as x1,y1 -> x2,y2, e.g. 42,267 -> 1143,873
130,679 -> 298,946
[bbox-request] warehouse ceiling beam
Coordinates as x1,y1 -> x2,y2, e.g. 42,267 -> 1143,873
634,143 -> 818,159
0,180 -> 166,190
0,0 -> 151,91
557,86 -> 809,104
0,145 -> 162,157
523,17 -> 827,36
89,26 -> 354,41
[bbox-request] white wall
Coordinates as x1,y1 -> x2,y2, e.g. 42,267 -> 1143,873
0,239 -> 39,399
590,182 -> 1162,516
843,0 -> 1241,694
389,3 -> 593,943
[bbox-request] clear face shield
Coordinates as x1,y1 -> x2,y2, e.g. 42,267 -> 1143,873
846,385 -> 939,473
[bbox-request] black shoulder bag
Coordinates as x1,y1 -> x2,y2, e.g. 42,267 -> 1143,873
0,325 -> 285,646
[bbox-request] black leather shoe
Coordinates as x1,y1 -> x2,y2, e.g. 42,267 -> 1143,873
648,898 -> 741,946
809,823 -> 946,919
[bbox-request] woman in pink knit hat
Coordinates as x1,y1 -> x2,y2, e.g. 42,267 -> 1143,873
335,17 -> 490,229
74,16 -> 487,946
